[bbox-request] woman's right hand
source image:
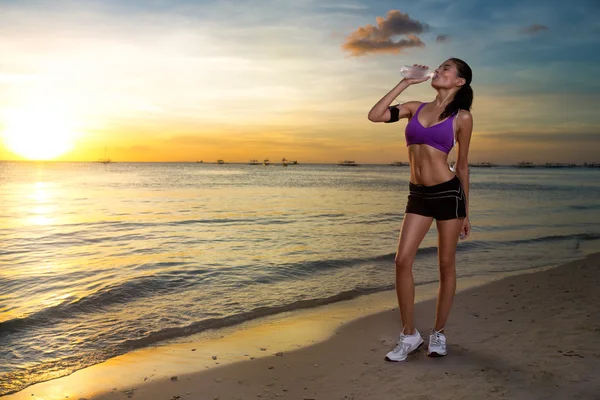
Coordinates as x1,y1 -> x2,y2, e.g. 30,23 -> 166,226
402,64 -> 432,85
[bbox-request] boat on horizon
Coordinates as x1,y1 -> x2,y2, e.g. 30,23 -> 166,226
217,159 -> 225,164
469,161 -> 495,168
515,161 -> 535,168
97,147 -> 113,164
263,159 -> 270,166
389,161 -> 407,166
543,162 -> 576,168
338,160 -> 359,166
249,159 -> 260,165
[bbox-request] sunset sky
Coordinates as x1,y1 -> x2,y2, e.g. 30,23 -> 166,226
0,0 -> 598,164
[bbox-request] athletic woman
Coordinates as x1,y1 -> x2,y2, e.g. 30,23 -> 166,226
368,58 -> 473,361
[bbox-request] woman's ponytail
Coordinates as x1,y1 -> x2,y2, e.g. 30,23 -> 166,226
439,58 -> 473,120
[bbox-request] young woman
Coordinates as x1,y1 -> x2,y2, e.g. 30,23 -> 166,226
368,58 -> 473,361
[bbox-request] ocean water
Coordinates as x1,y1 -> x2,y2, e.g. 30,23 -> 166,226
1,161 -> 599,395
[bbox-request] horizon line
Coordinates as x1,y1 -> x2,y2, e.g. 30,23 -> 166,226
1,160 -> 599,166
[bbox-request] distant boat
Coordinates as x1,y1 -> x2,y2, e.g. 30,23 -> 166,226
584,162 -> 600,168
263,159 -> 270,166
249,159 -> 260,165
196,160 -> 204,163
469,162 -> 494,168
339,160 -> 358,166
515,161 -> 535,168
390,161 -> 407,166
98,147 -> 112,164
217,159 -> 224,164
543,162 -> 576,168
289,160 -> 298,165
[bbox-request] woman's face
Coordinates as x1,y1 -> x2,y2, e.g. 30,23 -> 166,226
431,60 -> 465,90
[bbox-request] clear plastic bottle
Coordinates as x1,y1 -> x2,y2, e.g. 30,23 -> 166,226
400,65 -> 434,79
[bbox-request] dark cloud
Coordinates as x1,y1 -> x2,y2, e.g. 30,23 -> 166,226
520,24 -> 548,35
342,10 -> 428,56
436,34 -> 450,43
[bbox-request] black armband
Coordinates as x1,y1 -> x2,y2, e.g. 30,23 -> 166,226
385,106 -> 400,123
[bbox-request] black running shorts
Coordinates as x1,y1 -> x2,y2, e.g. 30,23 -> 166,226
405,176 -> 467,220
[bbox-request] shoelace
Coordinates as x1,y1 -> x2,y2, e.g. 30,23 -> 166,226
392,334 -> 413,353
430,331 -> 444,347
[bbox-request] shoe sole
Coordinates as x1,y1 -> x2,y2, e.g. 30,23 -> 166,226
384,341 -> 424,362
427,350 -> 447,357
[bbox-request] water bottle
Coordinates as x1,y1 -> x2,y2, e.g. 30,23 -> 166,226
400,65 -> 434,79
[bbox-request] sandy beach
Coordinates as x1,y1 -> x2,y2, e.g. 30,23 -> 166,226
6,253 -> 600,400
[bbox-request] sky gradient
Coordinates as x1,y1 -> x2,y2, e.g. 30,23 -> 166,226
1,0 -> 599,164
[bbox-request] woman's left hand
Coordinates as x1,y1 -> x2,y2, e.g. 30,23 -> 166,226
460,217 -> 471,240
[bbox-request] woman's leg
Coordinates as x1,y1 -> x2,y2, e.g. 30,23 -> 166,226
433,218 -> 464,331
395,213 -> 433,334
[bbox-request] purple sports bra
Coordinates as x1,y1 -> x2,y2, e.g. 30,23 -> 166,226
405,103 -> 457,154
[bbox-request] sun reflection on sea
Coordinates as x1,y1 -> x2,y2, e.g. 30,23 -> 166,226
27,182 -> 55,225
30,181 -> 51,201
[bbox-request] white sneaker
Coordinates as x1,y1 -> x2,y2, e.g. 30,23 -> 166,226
427,329 -> 447,357
385,330 -> 424,362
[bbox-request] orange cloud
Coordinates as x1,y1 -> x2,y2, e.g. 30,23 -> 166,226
342,10 -> 428,56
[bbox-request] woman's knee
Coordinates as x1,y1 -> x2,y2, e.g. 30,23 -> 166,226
394,254 -> 414,274
438,256 -> 456,278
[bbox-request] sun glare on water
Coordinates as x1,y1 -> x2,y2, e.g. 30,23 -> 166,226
2,104 -> 78,160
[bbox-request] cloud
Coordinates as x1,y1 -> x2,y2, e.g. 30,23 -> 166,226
520,23 -> 548,35
436,34 -> 450,43
342,10 -> 428,56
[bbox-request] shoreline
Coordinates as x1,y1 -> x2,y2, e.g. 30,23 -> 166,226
1,267 -> 539,396
1,259 -> 563,397
4,254 -> 600,399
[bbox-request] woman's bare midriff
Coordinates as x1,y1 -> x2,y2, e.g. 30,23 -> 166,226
407,144 -> 455,186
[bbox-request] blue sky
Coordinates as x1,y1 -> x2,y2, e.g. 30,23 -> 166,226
0,0 -> 599,163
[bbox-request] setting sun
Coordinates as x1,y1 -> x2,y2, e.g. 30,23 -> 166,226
2,104 -> 78,160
